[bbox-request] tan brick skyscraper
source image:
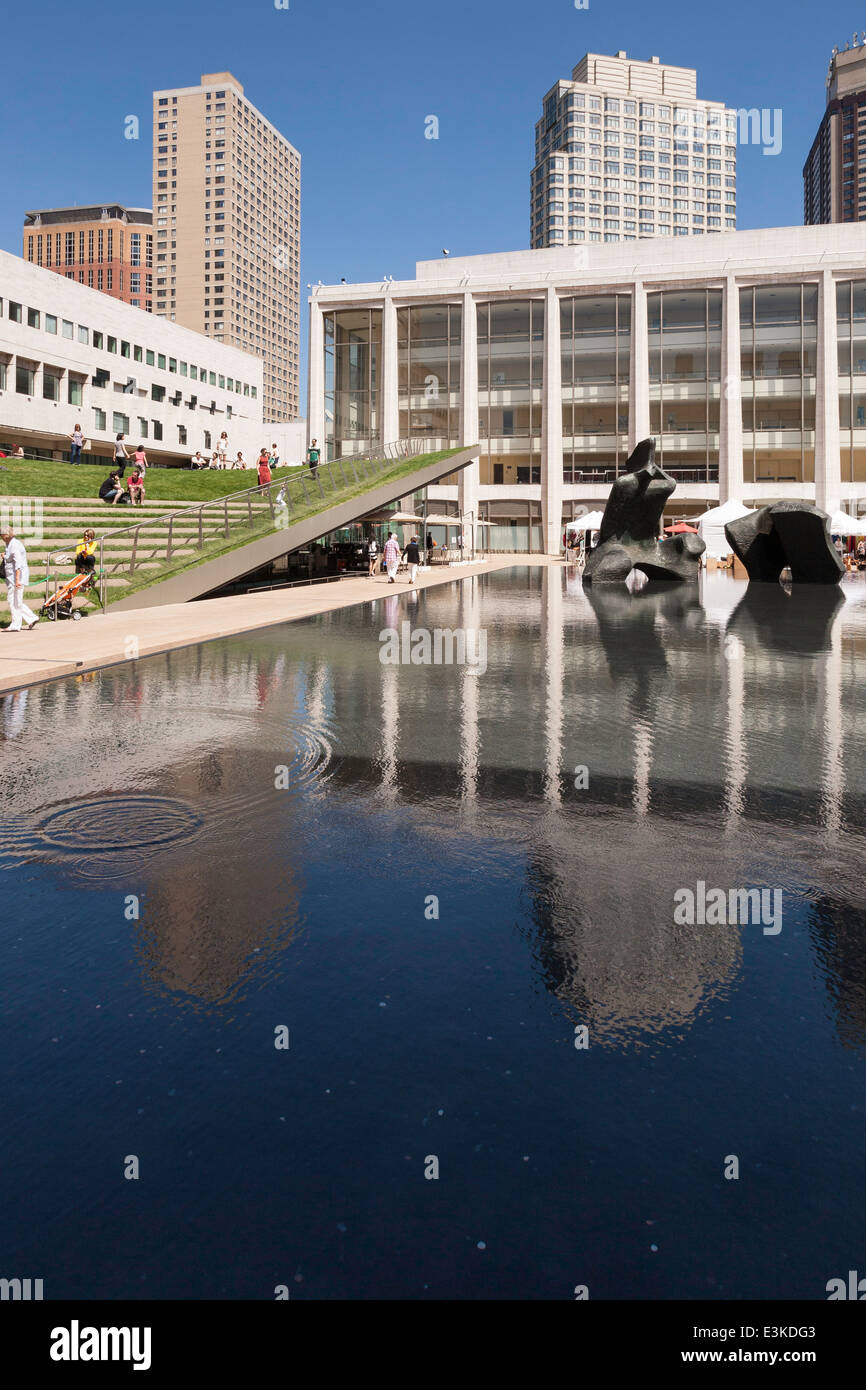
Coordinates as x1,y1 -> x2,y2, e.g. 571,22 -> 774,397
152,72 -> 301,422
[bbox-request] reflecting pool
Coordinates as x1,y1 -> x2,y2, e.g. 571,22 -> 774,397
1,567 -> 865,1299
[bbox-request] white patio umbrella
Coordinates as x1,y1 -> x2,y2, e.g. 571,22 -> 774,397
566,510 -> 606,533
829,509 -> 864,536
695,498 -> 753,559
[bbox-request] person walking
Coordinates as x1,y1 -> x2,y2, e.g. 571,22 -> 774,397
257,448 -> 272,487
269,444 -> 280,471
133,443 -> 148,474
402,535 -> 421,585
1,528 -> 39,630
383,532 -> 401,583
114,433 -> 130,476
367,534 -> 379,577
307,438 -> 320,479
70,423 -> 84,465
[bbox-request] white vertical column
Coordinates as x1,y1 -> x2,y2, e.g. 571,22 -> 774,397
381,292 -> 399,449
628,280 -> 650,453
719,274 -> 744,503
818,611 -> 844,839
307,295 -> 326,449
816,268 -> 841,515
458,292 -> 480,535
542,565 -> 564,806
541,286 -> 563,556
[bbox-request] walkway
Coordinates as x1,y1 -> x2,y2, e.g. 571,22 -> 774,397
0,555 -> 552,693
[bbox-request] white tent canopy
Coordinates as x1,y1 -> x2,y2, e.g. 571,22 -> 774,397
695,498 -> 753,559
829,509 -> 864,536
566,510 -> 606,533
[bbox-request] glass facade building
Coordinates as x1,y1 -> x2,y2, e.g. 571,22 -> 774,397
649,288 -> 722,481
324,308 -> 381,458
309,228 -> 866,553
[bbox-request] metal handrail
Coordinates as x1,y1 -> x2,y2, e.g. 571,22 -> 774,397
93,438 -> 439,609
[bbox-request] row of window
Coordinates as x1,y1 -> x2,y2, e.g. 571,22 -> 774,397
2,298 -> 256,398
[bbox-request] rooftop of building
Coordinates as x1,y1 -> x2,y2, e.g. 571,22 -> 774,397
827,39 -> 866,100
310,223 -> 866,301
23,205 -> 153,228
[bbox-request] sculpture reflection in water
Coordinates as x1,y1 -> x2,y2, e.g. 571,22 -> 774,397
726,583 -> 845,656
583,437 -> 705,585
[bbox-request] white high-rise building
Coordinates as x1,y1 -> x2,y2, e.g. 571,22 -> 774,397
531,51 -> 738,248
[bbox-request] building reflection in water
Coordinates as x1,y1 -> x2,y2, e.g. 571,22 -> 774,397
2,569 -> 865,1042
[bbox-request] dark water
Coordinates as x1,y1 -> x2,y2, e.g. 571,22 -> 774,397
1,567 -> 865,1300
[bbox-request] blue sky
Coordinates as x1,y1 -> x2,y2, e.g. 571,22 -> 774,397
1,0 -> 861,396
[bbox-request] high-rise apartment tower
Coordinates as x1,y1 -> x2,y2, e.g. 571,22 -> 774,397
151,72 -> 301,421
22,205 -> 153,310
804,37 -> 866,224
531,50 -> 737,247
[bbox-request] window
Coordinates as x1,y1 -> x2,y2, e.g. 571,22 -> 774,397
138,417 -> 148,438
134,345 -> 143,363
62,319 -> 74,339
68,377 -> 83,406
179,361 -> 187,376
145,349 -> 154,365
15,364 -> 34,394
152,420 -> 163,441
9,301 -> 23,323
78,326 -> 88,344
93,408 -> 106,430
27,307 -> 40,328
121,341 -> 130,358
107,336 -> 117,353
45,314 -> 57,334
151,384 -> 166,402
169,357 -> 176,372
112,412 -> 130,433
42,370 -> 61,401
92,330 -> 103,349
158,354 -> 166,369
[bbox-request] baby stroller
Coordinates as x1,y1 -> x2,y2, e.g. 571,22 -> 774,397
41,565 -> 102,622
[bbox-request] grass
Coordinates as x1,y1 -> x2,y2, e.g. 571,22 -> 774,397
0,447 -> 465,617
100,447 -> 465,603
0,459 -> 301,502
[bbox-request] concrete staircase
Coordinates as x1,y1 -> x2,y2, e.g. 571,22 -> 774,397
2,445 -> 479,619
0,495 -> 255,621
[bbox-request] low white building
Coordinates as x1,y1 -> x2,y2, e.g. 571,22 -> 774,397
0,250 -> 305,468
308,224 -> 866,553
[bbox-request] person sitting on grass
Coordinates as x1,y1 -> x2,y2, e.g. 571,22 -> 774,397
99,471 -> 126,506
127,466 -> 146,507
74,529 -> 97,574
